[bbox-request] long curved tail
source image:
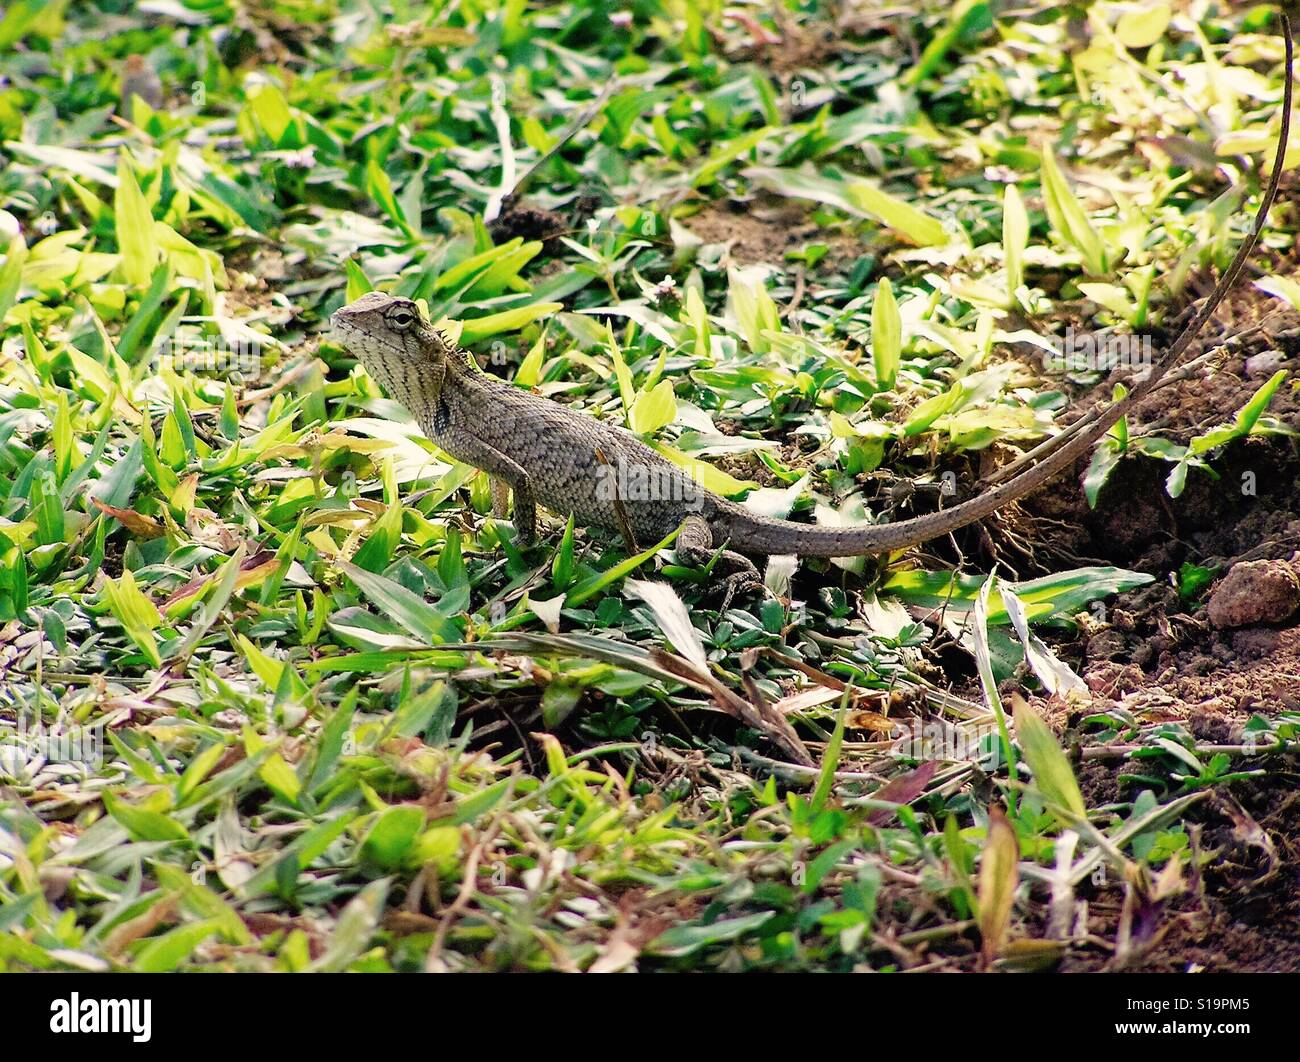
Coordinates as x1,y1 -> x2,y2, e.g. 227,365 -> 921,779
722,11 -> 1293,559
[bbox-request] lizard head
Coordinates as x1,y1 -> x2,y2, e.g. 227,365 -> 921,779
330,292 -> 450,373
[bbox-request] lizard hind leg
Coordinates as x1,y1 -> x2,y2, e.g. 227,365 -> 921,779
675,513 -> 717,567
677,515 -> 764,609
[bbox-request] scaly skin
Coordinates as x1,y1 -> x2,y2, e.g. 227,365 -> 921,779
329,25 -> 1290,575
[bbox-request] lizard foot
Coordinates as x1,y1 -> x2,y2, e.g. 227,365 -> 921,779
717,563 -> 765,612
676,516 -> 763,609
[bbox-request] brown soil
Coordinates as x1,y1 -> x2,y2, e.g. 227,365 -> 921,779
1058,767 -> 1300,972
1022,278 -> 1300,718
1008,276 -> 1300,971
682,194 -> 866,272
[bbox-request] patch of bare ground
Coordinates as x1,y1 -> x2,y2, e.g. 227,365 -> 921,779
1017,275 -> 1300,720
681,194 -> 865,272
1058,770 -> 1300,972
988,276 -> 1300,971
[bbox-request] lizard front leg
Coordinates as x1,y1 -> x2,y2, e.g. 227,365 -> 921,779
451,438 -> 538,545
677,514 -> 764,609
490,477 -> 512,519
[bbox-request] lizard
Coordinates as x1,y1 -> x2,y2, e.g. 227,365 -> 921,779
330,13 -> 1292,598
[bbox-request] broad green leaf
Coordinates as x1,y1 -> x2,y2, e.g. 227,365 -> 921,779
649,911 -> 775,957
102,791 -> 188,843
1082,437 -> 1123,508
134,919 -> 222,973
360,806 -> 426,870
541,677 -> 586,729
246,81 -> 293,144
344,258 -> 373,302
1116,4 -> 1170,49
629,378 -> 677,435
337,559 -> 458,644
365,159 -> 415,240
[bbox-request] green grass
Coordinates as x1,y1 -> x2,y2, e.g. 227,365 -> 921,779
1,0 -> 1297,972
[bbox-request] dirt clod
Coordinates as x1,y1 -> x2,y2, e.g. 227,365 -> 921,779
1207,559 -> 1300,629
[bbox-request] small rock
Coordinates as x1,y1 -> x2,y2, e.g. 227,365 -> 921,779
1207,559 -> 1300,629
1244,350 -> 1285,378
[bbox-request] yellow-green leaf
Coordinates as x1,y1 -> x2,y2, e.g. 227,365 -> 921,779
871,278 -> 901,389
114,154 -> 158,287
1040,148 -> 1108,277
243,726 -> 302,806
977,804 -> 1018,964
247,81 -> 293,143
103,790 -> 188,843
1003,184 -> 1028,294
654,442 -> 757,496
134,920 -> 223,973
515,329 -> 547,387
1116,4 -> 1170,49
360,805 -> 426,869
457,302 -> 562,343
102,569 -> 162,667
846,182 -> 948,247
629,378 -> 677,435
0,232 -> 27,323
1012,694 -> 1086,823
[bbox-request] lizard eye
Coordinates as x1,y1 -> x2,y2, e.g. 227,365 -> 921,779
388,310 -> 415,329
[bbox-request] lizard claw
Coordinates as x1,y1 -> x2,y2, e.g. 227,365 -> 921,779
717,569 -> 765,612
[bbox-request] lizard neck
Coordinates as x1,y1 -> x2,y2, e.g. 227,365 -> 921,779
364,356 -> 432,414
363,344 -> 489,436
